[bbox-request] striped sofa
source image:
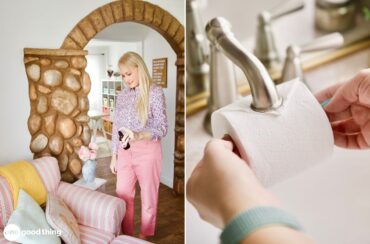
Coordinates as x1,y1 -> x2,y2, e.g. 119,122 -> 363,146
0,157 -> 152,244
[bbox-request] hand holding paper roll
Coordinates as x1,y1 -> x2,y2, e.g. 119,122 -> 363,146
212,78 -> 335,186
186,137 -> 314,244
187,137 -> 280,229
315,69 -> 370,149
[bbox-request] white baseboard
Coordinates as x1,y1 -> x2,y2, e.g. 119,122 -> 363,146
160,175 -> 173,188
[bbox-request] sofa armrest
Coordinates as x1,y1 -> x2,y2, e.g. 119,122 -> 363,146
32,156 -> 61,194
57,181 -> 125,235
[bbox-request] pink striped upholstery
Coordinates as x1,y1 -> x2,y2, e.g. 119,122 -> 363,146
0,177 -> 13,229
32,156 -> 61,194
57,182 -> 126,235
0,230 -> 17,244
111,235 -> 154,244
79,225 -> 114,244
0,156 -> 137,243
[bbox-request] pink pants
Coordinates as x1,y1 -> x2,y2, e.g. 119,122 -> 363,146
116,140 -> 162,236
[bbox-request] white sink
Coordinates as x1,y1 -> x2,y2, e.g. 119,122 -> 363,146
270,147 -> 370,244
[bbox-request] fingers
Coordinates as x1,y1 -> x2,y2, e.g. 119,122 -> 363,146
361,120 -> 370,148
325,70 -> 370,113
122,133 -> 130,142
333,131 -> 370,149
121,127 -> 134,138
222,134 -> 242,158
315,82 -> 343,103
331,118 -> 360,135
221,137 -> 234,151
119,127 -> 134,139
351,104 -> 370,126
325,84 -> 355,113
120,138 -> 129,148
316,69 -> 370,113
222,134 -> 235,150
110,165 -> 116,175
204,139 -> 233,156
326,108 -> 352,122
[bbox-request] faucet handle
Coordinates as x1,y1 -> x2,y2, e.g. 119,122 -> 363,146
255,0 -> 305,70
300,32 -> 344,53
186,0 -> 210,96
281,32 -> 344,83
269,0 -> 305,21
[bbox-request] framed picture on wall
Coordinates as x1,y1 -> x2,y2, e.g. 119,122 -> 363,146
152,57 -> 167,88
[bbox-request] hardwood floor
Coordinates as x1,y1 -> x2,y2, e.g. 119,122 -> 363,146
96,156 -> 184,244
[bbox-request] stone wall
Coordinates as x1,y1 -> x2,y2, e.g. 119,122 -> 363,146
24,48 -> 91,182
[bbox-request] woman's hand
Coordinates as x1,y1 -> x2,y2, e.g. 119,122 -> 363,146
119,127 -> 152,141
110,155 -> 117,175
186,137 -> 280,229
315,69 -> 370,149
120,133 -> 131,148
119,127 -> 138,141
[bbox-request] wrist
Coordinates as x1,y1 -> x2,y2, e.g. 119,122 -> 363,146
134,131 -> 152,141
220,206 -> 304,244
220,192 -> 280,227
133,131 -> 141,140
111,154 -> 117,161
221,203 -> 260,228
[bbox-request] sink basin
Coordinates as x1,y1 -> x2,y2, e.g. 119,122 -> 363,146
270,147 -> 370,244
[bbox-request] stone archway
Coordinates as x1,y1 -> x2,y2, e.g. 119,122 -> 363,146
23,0 -> 184,194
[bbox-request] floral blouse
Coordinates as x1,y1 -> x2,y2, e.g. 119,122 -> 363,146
111,84 -> 168,154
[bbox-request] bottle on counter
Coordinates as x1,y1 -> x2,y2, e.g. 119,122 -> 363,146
315,0 -> 357,32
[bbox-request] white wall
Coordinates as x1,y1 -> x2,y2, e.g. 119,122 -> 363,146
143,29 -> 178,188
86,40 -> 142,112
85,46 -> 108,112
106,41 -> 142,69
0,0 -> 184,165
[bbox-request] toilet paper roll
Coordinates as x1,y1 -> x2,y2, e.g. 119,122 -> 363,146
211,79 -> 334,186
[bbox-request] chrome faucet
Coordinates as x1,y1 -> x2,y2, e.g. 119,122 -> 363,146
186,0 -> 210,97
254,0 -> 304,71
281,32 -> 344,85
206,17 -> 283,112
203,20 -> 239,134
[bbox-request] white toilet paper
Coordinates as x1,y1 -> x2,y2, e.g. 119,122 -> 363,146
211,79 -> 334,186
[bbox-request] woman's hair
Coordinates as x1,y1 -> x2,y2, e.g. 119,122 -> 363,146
118,51 -> 152,126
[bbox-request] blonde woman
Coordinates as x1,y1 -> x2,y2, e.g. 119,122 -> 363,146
110,52 -> 168,239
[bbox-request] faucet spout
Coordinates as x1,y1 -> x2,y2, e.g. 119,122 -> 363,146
205,17 -> 282,112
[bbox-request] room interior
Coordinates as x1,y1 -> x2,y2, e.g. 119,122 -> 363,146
0,0 -> 184,243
